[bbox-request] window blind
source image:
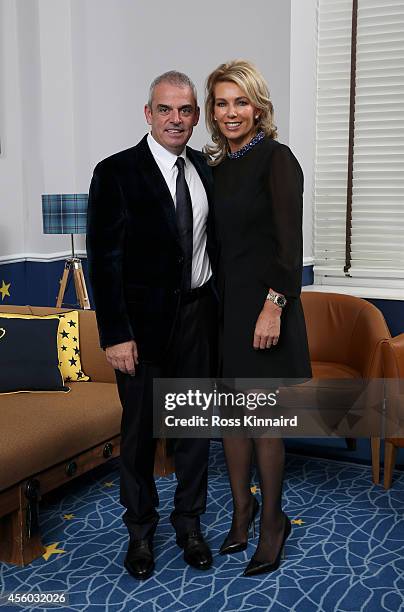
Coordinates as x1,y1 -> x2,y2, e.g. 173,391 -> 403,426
314,0 -> 404,288
351,0 -> 404,279
315,0 -> 352,278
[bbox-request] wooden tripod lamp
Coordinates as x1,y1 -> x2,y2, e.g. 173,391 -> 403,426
42,194 -> 91,309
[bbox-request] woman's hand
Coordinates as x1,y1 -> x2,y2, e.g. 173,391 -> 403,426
253,300 -> 281,349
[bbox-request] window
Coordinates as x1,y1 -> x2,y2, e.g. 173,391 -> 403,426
314,0 -> 404,291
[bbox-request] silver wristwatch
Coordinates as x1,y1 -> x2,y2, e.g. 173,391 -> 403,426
266,290 -> 287,308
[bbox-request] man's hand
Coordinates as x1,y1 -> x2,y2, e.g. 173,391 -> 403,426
106,340 -> 139,375
253,301 -> 281,349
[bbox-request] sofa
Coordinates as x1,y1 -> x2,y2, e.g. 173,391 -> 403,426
0,305 -> 172,566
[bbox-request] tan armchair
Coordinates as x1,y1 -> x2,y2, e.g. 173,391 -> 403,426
301,291 -> 391,483
381,334 -> 404,489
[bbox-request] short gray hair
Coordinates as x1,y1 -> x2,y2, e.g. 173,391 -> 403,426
147,70 -> 198,107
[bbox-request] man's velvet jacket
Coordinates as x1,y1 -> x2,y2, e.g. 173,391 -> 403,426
86,135 -> 216,363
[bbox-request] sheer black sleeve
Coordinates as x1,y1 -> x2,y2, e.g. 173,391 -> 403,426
266,143 -> 304,298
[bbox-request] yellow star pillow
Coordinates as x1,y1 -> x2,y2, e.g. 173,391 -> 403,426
0,311 -> 89,383
53,311 -> 90,382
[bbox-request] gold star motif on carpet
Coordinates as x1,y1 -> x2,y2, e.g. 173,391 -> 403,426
0,280 -> 11,301
103,481 -> 114,488
63,514 -> 75,520
292,519 -> 305,525
42,542 -> 66,561
250,485 -> 260,494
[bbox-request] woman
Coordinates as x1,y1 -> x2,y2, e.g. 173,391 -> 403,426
205,60 -> 312,576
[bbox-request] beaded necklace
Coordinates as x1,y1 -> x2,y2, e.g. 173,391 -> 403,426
227,130 -> 265,159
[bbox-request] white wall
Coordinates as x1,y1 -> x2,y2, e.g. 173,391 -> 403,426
289,0 -> 317,263
80,0 -> 291,170
1,0 -> 316,261
0,0 -> 26,259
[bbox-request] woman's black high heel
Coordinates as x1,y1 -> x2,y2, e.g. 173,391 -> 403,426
219,496 -> 259,555
243,513 -> 291,576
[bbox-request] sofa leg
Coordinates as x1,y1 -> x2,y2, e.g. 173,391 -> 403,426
0,486 -> 45,565
371,437 -> 380,485
384,441 -> 396,490
154,439 -> 175,477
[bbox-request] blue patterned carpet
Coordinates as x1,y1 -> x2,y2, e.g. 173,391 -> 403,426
1,442 -> 403,612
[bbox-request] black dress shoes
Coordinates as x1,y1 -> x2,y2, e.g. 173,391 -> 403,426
176,531 -> 212,570
124,539 -> 154,580
219,497 -> 260,555
243,514 -> 292,577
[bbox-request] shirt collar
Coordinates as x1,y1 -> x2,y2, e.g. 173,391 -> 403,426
147,133 -> 187,170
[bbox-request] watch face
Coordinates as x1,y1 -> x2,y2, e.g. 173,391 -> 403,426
277,295 -> 287,307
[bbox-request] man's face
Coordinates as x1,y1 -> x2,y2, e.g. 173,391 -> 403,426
144,82 -> 200,155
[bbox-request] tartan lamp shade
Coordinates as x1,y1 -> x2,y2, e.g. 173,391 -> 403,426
42,194 -> 88,234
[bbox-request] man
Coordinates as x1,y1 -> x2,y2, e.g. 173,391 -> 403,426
87,71 -> 216,580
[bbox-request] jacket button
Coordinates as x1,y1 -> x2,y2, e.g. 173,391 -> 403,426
178,256 -> 184,264
174,289 -> 181,295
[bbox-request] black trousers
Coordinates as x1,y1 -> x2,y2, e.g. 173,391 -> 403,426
116,289 -> 216,541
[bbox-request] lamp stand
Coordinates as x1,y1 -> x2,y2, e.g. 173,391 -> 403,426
56,236 -> 90,309
56,258 -> 90,309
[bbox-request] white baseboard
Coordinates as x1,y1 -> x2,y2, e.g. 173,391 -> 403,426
0,253 -> 315,267
0,251 -> 87,264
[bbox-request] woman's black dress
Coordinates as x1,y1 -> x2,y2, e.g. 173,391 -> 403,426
213,136 -> 312,380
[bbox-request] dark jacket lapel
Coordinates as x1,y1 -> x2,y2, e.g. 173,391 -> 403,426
135,135 -> 179,242
134,137 -> 213,249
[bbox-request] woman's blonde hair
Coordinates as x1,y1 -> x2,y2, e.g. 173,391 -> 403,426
204,60 -> 277,165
